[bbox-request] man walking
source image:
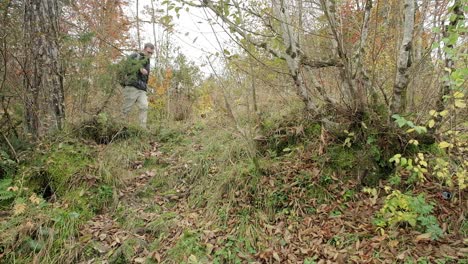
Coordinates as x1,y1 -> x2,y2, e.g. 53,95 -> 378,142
121,43 -> 155,129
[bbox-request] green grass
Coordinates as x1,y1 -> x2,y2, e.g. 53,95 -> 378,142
0,124 -> 152,263
167,230 -> 207,263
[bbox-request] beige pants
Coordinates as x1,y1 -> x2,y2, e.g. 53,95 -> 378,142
122,86 -> 148,128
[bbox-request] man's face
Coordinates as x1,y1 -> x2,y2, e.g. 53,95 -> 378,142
143,47 -> 154,58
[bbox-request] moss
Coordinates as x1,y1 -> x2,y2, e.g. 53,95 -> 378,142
326,145 -> 359,171
21,140 -> 93,199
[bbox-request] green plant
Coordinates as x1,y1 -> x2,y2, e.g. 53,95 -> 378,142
391,115 -> 427,134
342,130 -> 356,148
167,230 -> 207,263
374,190 -> 443,239
389,153 -> 428,184
430,131 -> 467,191
0,178 -> 16,203
0,149 -> 17,178
213,236 -> 244,264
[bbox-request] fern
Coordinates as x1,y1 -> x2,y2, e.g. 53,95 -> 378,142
0,178 -> 15,201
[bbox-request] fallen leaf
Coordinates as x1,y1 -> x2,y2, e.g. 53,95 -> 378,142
13,203 -> 26,215
99,233 -> 107,241
29,194 -> 41,205
273,252 -> 281,262
388,240 -> 399,248
414,233 -> 432,243
134,257 -> 146,263
7,186 -> 19,192
151,252 -> 161,262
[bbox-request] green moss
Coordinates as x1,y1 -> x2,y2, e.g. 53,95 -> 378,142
326,145 -> 358,171
305,123 -> 322,137
46,143 -> 92,194
20,140 -> 93,198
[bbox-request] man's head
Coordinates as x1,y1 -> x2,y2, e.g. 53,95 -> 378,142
142,43 -> 155,58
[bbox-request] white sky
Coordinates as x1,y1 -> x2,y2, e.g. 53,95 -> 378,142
129,0 -> 233,74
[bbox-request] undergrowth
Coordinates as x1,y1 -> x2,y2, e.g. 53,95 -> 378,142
0,116 -> 153,263
1,104 -> 465,263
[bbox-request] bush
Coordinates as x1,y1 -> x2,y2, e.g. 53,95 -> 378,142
373,190 -> 443,239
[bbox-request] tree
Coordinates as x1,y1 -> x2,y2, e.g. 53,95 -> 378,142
390,0 -> 415,114
23,0 -> 65,137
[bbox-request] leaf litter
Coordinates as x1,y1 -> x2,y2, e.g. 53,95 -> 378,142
72,139 -> 467,264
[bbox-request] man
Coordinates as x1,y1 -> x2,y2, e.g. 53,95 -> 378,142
121,43 -> 155,129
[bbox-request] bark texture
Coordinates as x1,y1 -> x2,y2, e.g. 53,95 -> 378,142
23,0 -> 65,137
390,0 -> 415,114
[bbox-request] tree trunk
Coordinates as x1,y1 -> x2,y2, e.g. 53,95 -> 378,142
136,0 -> 141,49
271,0 -> 317,113
352,0 -> 373,110
23,0 -> 65,137
321,0 -> 372,112
390,0 -> 415,114
249,59 -> 258,113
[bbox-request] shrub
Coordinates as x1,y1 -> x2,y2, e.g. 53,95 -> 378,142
374,190 -> 443,239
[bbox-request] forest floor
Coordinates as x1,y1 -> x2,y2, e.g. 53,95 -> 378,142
1,115 -> 467,264
73,119 -> 466,264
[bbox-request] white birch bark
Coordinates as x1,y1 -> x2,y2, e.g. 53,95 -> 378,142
390,0 -> 415,114
352,0 -> 373,109
271,0 -> 317,112
321,0 -> 356,107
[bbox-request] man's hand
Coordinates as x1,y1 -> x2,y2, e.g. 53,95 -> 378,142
140,68 -> 148,75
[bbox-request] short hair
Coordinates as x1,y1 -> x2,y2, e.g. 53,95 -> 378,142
144,43 -> 155,50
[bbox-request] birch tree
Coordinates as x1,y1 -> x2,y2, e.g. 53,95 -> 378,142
320,0 -> 374,112
390,0 -> 416,114
271,0 -> 317,112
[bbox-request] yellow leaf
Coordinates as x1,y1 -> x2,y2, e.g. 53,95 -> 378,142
439,141 -> 452,148
188,255 -> 198,264
428,119 -> 435,128
29,194 -> 41,205
414,233 -> 432,243
417,153 -> 425,160
13,203 -> 27,215
453,91 -> 464,99
7,186 -> 19,192
439,110 -> 449,117
454,99 -> 466,108
429,110 -> 437,116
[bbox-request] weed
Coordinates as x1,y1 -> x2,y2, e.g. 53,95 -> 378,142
167,230 -> 207,263
0,178 -> 15,205
374,190 -> 443,239
145,212 -> 177,236
0,149 -> 16,178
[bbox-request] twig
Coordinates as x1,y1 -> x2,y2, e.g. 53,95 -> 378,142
1,132 -> 19,163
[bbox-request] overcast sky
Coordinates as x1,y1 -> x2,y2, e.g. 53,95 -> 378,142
128,0 -> 233,74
